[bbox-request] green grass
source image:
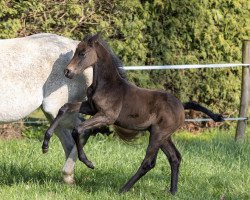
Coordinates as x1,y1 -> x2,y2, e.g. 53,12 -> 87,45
0,127 -> 249,200
28,108 -> 46,119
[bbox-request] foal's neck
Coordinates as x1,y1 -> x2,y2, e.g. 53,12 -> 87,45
92,43 -> 122,89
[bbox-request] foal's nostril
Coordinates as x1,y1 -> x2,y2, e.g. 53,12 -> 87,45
64,68 -> 74,79
64,69 -> 68,75
64,69 -> 70,76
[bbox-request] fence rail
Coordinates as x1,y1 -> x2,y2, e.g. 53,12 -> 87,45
123,63 -> 250,70
123,63 -> 250,123
5,63 -> 250,129
185,117 -> 248,122
16,117 -> 248,125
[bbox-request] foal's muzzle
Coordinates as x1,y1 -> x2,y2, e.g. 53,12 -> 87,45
64,69 -> 74,79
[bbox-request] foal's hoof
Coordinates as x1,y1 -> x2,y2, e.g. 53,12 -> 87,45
118,187 -> 129,194
169,189 -> 177,195
118,188 -> 125,194
42,143 -> 49,154
42,147 -> 49,154
80,159 -> 94,169
85,160 -> 95,169
63,174 -> 75,185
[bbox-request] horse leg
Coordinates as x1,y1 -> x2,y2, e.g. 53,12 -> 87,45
42,102 -> 83,153
42,100 -> 96,153
43,101 -> 109,183
62,125 -> 112,183
119,129 -> 161,193
54,126 -> 76,184
72,113 -> 112,169
160,138 -> 181,195
62,145 -> 77,184
42,106 -> 78,184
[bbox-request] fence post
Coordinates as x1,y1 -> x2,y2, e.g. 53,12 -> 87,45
235,40 -> 250,141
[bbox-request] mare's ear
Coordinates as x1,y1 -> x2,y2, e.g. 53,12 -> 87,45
88,32 -> 102,46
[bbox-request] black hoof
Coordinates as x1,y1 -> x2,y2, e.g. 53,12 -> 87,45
99,126 -> 113,135
80,158 -> 94,169
42,143 -> 49,154
42,147 -> 49,154
218,114 -> 225,122
85,160 -> 95,169
169,189 -> 177,195
118,189 -> 125,194
118,187 -> 128,194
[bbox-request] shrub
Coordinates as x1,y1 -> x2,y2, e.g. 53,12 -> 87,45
0,0 -> 249,118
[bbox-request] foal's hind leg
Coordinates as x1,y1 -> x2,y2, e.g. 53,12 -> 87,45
119,129 -> 161,193
160,138 -> 181,195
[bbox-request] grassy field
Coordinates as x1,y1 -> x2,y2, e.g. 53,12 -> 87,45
0,126 -> 249,200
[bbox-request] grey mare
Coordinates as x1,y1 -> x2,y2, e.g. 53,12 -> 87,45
0,33 -> 95,184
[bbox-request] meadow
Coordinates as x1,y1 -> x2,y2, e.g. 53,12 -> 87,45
0,125 -> 249,200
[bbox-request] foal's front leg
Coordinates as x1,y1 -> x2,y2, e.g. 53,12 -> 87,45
72,113 -> 112,169
42,101 -> 95,153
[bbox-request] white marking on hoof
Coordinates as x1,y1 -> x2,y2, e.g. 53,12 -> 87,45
63,174 -> 75,185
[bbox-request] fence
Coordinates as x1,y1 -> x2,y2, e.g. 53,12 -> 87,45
124,40 -> 250,141
123,63 -> 250,70
18,41 -> 250,141
124,63 -> 250,139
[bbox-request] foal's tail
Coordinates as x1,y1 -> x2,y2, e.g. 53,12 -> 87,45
183,101 -> 224,122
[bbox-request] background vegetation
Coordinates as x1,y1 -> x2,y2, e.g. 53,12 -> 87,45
0,2 -> 250,199
0,0 -> 250,118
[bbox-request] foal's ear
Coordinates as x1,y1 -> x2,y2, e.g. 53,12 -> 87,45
88,32 -> 102,46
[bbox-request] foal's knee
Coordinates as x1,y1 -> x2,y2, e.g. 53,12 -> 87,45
142,159 -> 156,171
175,149 -> 182,162
175,152 -> 182,166
168,150 -> 181,167
170,157 -> 181,169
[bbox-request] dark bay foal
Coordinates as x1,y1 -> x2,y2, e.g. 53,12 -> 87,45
43,33 -> 224,194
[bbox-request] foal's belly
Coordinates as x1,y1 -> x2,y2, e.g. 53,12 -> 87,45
115,114 -> 156,131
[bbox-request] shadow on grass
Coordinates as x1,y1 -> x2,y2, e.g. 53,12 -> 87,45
0,162 -> 62,186
76,167 -> 135,193
0,159 -> 137,194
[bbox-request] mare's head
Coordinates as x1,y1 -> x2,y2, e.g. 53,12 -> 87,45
64,33 -> 100,79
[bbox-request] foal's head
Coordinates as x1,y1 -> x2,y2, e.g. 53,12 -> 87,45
64,33 -> 100,79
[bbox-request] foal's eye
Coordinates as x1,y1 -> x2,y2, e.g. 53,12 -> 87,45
79,52 -> 86,57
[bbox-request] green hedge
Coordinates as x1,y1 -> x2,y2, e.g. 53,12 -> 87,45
1,0 -> 249,117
